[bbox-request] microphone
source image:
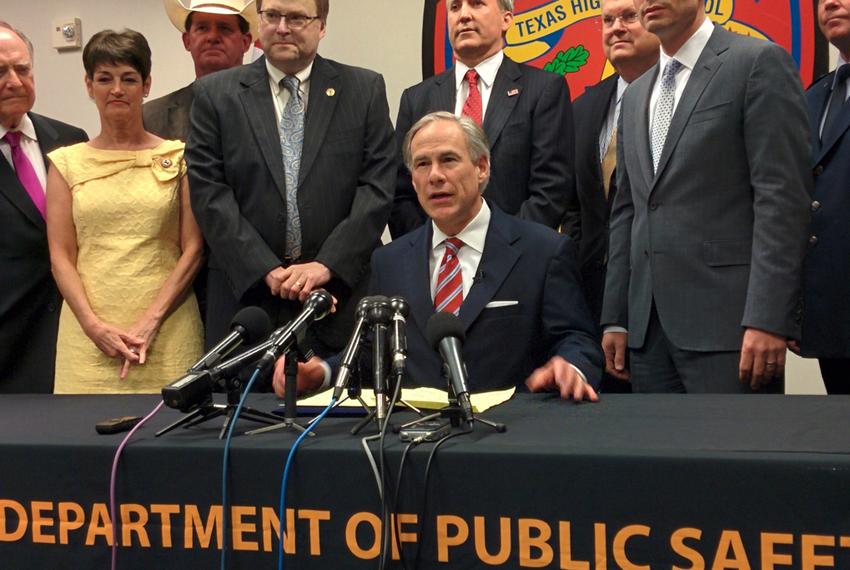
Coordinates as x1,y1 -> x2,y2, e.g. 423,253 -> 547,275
255,289 -> 334,372
188,306 -> 272,372
162,306 -> 272,412
425,312 -> 474,425
364,295 -> 392,421
389,296 -> 409,376
331,296 -> 374,400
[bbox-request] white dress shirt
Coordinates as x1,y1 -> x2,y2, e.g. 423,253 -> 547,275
0,114 -> 47,191
453,50 -> 504,120
599,76 -> 629,160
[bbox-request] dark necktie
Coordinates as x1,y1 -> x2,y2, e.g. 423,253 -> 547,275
821,64 -> 850,143
3,131 -> 45,218
461,69 -> 483,127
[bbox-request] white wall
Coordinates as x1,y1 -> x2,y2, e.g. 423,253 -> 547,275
5,0 -> 828,393
5,0 -> 424,135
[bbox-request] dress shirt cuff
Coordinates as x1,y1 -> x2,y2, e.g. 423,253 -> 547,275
603,326 -> 628,334
570,364 -> 589,384
318,359 -> 332,391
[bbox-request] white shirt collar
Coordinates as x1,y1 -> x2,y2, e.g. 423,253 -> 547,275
266,58 -> 314,96
658,18 -> 714,72
455,50 -> 503,92
431,199 -> 490,253
0,113 -> 37,142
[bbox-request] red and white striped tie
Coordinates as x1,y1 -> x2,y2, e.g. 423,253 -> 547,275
434,238 -> 464,315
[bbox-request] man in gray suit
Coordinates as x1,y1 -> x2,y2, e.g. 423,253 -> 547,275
600,0 -> 812,392
143,0 -> 256,141
186,0 -> 395,355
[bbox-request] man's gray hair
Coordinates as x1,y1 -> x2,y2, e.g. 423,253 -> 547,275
402,111 -> 491,192
0,21 -> 34,60
446,0 -> 513,12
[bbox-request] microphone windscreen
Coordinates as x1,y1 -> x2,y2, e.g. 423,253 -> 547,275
425,312 -> 466,350
305,289 -> 334,318
230,306 -> 273,344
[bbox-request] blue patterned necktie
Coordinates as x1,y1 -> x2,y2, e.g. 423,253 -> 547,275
279,75 -> 304,259
650,58 -> 682,174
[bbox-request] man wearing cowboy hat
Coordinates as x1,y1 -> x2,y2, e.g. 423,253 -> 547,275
143,0 -> 257,141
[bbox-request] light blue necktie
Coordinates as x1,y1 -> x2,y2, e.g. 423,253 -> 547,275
279,75 -> 304,259
650,58 -> 682,174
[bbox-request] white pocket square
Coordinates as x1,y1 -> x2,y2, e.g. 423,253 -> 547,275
484,300 -> 519,308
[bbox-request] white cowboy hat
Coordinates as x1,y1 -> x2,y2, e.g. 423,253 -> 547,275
164,0 -> 259,38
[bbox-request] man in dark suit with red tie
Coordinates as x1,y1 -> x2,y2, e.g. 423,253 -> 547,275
798,0 -> 850,393
389,0 -> 574,238
562,0 -> 658,392
0,23 -> 87,392
277,113 -> 602,401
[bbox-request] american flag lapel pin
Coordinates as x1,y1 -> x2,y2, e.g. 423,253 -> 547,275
507,88 -> 519,97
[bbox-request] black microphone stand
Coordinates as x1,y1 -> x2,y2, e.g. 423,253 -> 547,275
245,343 -> 315,436
395,362 -> 507,435
155,373 -> 283,439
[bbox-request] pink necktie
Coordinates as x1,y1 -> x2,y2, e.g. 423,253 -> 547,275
434,238 -> 464,315
4,131 -> 45,218
461,69 -> 483,127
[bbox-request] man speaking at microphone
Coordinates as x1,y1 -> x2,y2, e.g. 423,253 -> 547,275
275,112 -> 602,401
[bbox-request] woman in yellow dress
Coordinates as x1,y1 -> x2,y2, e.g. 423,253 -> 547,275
46,29 -> 203,393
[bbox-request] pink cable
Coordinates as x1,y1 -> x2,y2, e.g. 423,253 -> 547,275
109,400 -> 164,570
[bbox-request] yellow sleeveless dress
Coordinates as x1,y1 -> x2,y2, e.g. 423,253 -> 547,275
49,140 -> 203,393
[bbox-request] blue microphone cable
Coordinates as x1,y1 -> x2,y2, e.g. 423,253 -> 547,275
220,367 -> 262,570
277,396 -> 337,570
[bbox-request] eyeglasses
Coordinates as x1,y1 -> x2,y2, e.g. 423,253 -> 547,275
258,10 -> 320,29
602,12 -> 640,27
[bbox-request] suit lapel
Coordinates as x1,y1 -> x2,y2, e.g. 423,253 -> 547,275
483,57 -> 522,149
459,207 -> 520,331
431,69 -> 456,113
300,55 -> 339,184
402,225 -> 436,334
0,113 -> 52,229
238,58 -> 287,201
589,76 -> 619,198
807,74 -> 831,161
652,27 -> 726,188
817,95 -> 850,162
633,66 -> 657,191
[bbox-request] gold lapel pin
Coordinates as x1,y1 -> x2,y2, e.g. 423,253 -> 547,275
326,88 -> 336,97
